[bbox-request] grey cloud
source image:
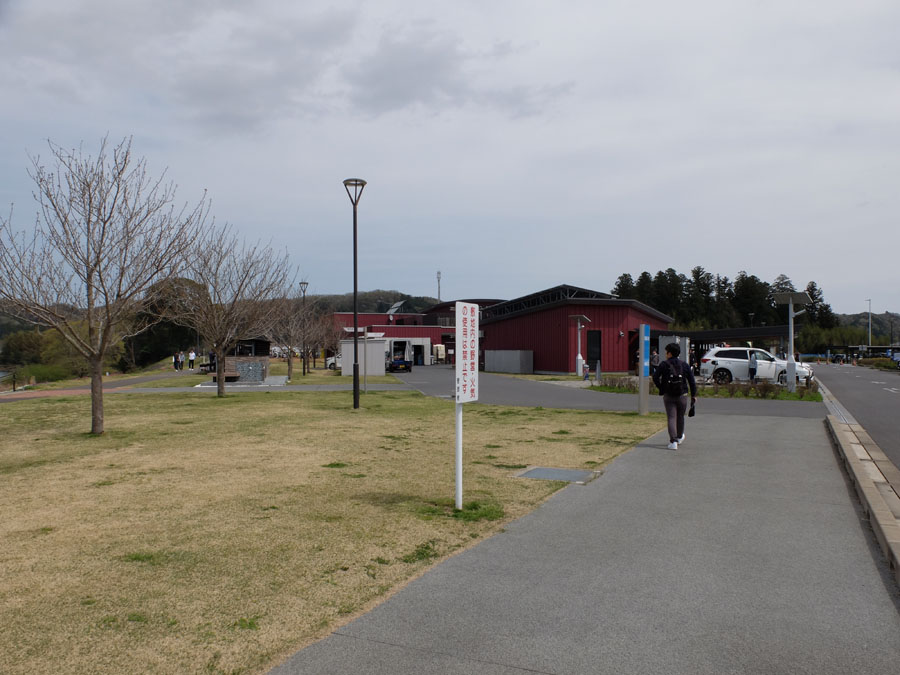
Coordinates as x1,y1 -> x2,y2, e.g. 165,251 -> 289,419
342,31 -> 572,117
162,8 -> 359,131
0,1 -> 358,132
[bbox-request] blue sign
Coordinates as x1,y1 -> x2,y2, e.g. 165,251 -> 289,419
642,324 -> 650,377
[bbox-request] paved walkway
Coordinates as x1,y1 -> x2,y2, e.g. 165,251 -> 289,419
271,370 -> 900,674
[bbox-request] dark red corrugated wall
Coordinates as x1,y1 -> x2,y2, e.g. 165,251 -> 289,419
483,304 -> 668,373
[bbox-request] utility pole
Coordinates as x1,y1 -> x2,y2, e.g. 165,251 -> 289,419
866,299 -> 872,349
437,270 -> 441,302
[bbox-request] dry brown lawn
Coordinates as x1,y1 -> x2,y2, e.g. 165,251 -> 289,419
0,390 -> 663,674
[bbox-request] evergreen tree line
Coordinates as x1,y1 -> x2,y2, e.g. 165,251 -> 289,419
611,268 -> 839,330
609,268 -> 878,352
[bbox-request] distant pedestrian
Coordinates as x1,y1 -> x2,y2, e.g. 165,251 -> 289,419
649,349 -> 659,377
178,351 -> 186,371
173,352 -> 179,371
652,342 -> 697,451
188,350 -> 196,370
748,350 -> 758,383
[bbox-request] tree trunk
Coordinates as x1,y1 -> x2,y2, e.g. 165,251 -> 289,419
216,349 -> 226,398
287,353 -> 293,381
89,357 -> 105,435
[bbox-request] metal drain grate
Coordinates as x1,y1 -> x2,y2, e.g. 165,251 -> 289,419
516,467 -> 598,484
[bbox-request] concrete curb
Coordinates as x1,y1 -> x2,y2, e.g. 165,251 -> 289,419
826,415 -> 900,588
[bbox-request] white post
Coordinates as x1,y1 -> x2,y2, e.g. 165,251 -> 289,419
363,327 -> 368,393
787,300 -> 797,392
575,318 -> 584,377
454,302 -> 479,511
455,402 -> 463,509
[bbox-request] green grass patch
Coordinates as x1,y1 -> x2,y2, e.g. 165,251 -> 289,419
233,616 -> 260,630
453,501 -> 505,522
401,540 -> 440,563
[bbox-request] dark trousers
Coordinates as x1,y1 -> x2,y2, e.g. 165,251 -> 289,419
663,393 -> 687,442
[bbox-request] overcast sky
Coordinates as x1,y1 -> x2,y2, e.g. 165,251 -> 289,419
1,0 -> 898,315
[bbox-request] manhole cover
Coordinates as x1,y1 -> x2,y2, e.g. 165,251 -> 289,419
517,467 -> 597,484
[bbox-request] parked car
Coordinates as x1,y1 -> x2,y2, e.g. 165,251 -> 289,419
699,347 -> 814,385
326,355 -> 342,370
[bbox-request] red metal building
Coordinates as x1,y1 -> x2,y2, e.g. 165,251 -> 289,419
481,285 -> 672,373
330,286 -> 671,373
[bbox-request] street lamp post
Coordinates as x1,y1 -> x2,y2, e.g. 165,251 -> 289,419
343,178 -> 366,409
866,298 -> 872,350
569,314 -> 591,377
299,281 -> 309,376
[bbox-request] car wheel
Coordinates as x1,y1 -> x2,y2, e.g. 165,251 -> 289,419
713,369 -> 732,384
328,363 -> 336,370
777,371 -> 787,385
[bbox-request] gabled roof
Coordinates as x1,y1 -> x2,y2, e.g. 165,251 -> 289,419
480,284 -> 672,324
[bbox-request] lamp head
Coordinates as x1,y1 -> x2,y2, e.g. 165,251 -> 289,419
343,178 -> 367,205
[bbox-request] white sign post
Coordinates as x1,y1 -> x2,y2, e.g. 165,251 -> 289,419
455,302 -> 479,510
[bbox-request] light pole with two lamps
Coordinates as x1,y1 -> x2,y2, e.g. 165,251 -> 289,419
773,291 -> 811,392
343,178 -> 366,409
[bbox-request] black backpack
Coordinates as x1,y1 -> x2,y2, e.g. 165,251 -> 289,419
663,359 -> 685,396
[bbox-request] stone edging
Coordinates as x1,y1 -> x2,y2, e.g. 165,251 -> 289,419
825,415 -> 900,588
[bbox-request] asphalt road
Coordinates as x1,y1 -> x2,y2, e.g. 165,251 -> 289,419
396,365 -> 826,418
812,363 -> 900,468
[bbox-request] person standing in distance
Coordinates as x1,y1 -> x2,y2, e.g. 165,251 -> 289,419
652,342 -> 697,450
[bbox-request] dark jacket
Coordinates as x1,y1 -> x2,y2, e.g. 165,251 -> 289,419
652,357 -> 697,397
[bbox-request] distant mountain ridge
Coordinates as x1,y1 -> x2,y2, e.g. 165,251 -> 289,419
837,311 -> 900,342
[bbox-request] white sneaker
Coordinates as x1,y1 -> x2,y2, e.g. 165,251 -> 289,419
667,441 -> 678,450
677,434 -> 685,443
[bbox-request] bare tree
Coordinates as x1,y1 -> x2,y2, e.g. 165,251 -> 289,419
317,312 -> 346,364
268,283 -> 316,381
175,225 -> 293,397
0,137 -> 207,434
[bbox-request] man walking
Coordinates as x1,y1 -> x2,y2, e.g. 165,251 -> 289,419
652,343 -> 697,450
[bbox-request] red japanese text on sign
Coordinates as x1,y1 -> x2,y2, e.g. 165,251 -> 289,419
455,302 -> 479,403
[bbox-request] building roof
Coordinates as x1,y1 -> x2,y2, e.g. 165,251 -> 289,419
480,284 -> 673,324
423,299 -> 506,314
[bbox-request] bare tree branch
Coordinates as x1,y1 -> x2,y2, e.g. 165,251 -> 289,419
0,136 -> 209,433
170,224 -> 294,397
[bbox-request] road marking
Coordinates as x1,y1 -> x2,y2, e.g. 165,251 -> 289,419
884,388 -> 900,394
872,381 -> 886,385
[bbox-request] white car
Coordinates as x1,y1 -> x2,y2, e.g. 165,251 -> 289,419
326,355 -> 342,370
699,347 -> 814,385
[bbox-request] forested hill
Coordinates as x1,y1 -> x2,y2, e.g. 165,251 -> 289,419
840,312 -> 900,341
310,290 -> 439,314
